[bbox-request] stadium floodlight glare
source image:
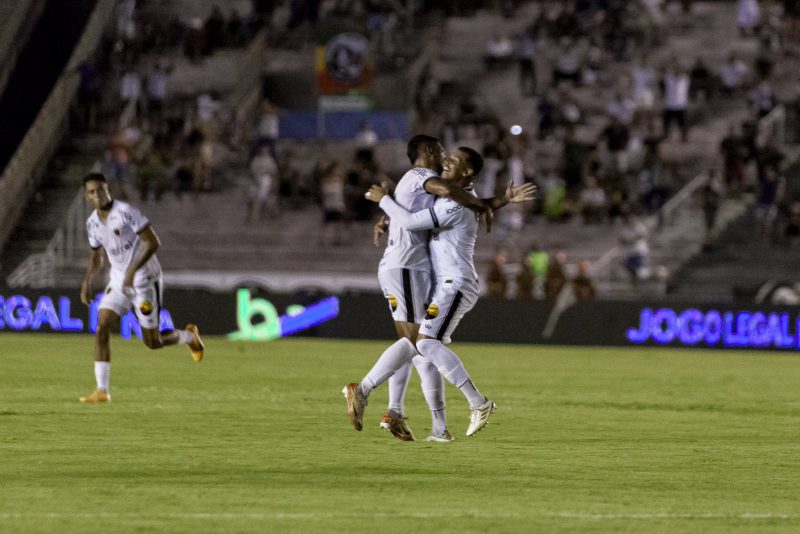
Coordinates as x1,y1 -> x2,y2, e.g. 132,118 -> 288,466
510,125 -> 523,135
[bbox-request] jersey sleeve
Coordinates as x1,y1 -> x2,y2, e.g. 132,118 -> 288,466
122,204 -> 150,233
379,196 -> 438,231
86,220 -> 101,249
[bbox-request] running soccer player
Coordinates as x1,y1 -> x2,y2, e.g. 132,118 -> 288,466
78,172 -> 204,403
342,135 -> 490,442
365,147 -> 534,436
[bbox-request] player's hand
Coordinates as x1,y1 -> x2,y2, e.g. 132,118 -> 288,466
123,271 -> 135,293
364,182 -> 389,203
80,280 -> 92,305
507,182 -> 537,203
373,215 -> 388,247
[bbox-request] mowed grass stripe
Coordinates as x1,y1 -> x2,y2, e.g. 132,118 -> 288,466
1,334 -> 799,533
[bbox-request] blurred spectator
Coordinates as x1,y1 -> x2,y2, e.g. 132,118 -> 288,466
485,33 -> 514,69
579,176 -> 607,224
720,123 -> 747,193
603,116 -> 631,174
319,162 -> 347,246
204,5 -> 226,54
719,53 -> 750,97
662,63 -> 690,142
572,260 -> 596,300
544,251 -> 567,300
516,255 -> 534,299
248,145 -> 279,221
120,68 -> 143,118
486,253 -> 508,298
552,38 -> 582,86
620,211 -> 650,284
749,80 -> 776,118
541,171 -> 567,222
105,127 -> 138,200
137,150 -> 168,202
527,245 -> 549,300
737,0 -> 761,36
255,99 -> 280,162
75,61 -> 100,131
607,91 -> 635,126
702,169 -> 724,250
354,120 -> 379,163
184,18 -> 206,63
517,30 -> 537,96
146,62 -> 169,119
689,56 -> 713,101
754,166 -> 784,239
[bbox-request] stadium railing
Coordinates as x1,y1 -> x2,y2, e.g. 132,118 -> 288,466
0,0 -> 115,255
6,188 -> 89,288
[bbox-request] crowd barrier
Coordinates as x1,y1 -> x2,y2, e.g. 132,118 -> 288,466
1,286 -> 799,354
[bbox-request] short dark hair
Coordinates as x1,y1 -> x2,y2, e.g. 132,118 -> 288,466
407,134 -> 440,165
83,172 -> 107,187
458,146 -> 483,175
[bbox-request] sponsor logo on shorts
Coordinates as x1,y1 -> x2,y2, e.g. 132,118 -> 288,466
387,294 -> 398,312
424,323 -> 433,329
139,300 -> 154,316
425,303 -> 439,319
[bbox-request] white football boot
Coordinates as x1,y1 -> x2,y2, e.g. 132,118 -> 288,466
466,399 -> 496,436
425,429 -> 454,443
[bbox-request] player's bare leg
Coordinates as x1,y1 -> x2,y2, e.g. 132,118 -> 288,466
80,308 -> 118,403
141,325 -> 204,362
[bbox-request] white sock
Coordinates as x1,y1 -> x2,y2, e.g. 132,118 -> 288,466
387,362 -> 412,415
413,356 -> 447,434
176,329 -> 194,344
416,338 -> 485,408
359,338 -> 417,397
94,361 -> 110,392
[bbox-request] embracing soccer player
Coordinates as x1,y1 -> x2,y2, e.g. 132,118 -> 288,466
78,172 -> 204,403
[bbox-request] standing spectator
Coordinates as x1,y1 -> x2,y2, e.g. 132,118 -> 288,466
255,99 -> 280,162
620,211 -> 650,284
749,80 -> 776,118
552,38 -> 582,87
631,54 -> 657,122
486,253 -> 508,298
184,18 -> 206,63
544,251 -> 567,300
517,30 -> 537,96
689,56 -> 713,101
146,62 -> 168,119
319,162 -> 347,246
247,145 -> 279,221
737,0 -> 761,36
572,260 -> 596,300
579,176 -> 607,224
485,33 -> 514,69
662,63 -> 690,142
719,53 -> 750,97
720,123 -> 747,193
120,68 -> 143,118
516,255 -> 534,299
603,116 -> 631,174
354,120 -> 379,163
755,166 -> 784,240
204,5 -> 226,54
702,169 -> 724,250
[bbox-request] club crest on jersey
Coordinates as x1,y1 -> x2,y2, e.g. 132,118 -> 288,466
114,228 -> 121,236
387,294 -> 398,312
139,300 -> 154,316
425,303 -> 439,319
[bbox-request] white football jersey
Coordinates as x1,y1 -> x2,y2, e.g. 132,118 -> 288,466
86,200 -> 161,286
378,189 -> 479,283
378,167 -> 438,272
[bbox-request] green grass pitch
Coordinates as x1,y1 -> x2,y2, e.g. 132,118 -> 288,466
1,333 -> 799,533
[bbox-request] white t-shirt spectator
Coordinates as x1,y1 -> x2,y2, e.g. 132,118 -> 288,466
664,73 -> 690,111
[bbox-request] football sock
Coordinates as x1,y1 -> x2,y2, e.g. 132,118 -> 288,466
414,356 -> 447,434
175,329 -> 194,345
359,338 -> 417,397
387,362 -> 412,415
94,361 -> 110,392
416,338 -> 485,408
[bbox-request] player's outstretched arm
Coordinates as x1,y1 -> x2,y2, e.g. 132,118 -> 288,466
482,182 -> 537,210
80,247 -> 104,305
365,184 -> 440,231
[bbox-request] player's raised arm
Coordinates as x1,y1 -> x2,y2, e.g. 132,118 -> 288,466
482,182 -> 537,210
366,184 -> 464,232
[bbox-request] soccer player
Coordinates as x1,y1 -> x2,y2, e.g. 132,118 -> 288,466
78,172 -> 204,403
364,147 -> 534,436
342,135 -> 490,442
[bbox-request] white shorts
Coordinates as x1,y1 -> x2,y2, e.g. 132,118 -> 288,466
378,268 -> 432,324
419,277 -> 479,344
99,274 -> 163,330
